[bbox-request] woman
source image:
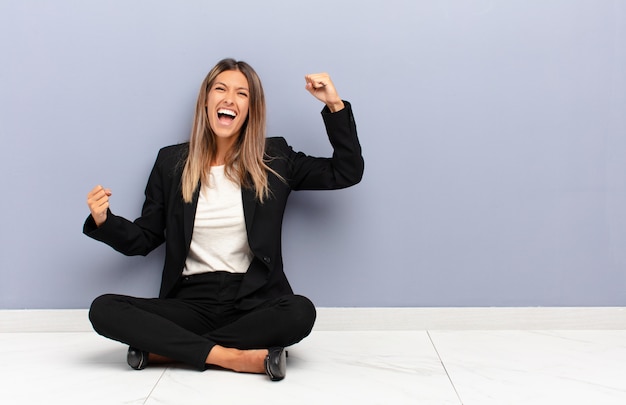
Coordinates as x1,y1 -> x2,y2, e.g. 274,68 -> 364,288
84,58 -> 363,381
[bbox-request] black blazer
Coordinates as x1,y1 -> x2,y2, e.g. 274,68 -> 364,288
84,102 -> 364,310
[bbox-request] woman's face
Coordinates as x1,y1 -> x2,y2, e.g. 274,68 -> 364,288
206,70 -> 250,142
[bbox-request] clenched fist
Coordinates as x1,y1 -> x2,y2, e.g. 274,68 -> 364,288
87,185 -> 112,227
304,73 -> 345,113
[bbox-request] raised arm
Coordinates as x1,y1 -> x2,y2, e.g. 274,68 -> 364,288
283,73 -> 364,191
83,148 -> 171,256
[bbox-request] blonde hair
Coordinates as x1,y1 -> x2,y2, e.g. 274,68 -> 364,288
181,58 -> 279,203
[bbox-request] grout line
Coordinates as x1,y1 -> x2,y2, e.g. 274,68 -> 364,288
143,368 -> 167,405
427,331 -> 464,405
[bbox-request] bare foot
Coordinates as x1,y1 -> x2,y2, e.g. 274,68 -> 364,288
148,353 -> 177,364
206,346 -> 268,374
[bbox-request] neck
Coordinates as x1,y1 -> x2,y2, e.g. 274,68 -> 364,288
213,137 -> 237,166
211,151 -> 226,166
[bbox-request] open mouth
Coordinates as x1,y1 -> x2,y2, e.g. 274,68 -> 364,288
217,108 -> 237,125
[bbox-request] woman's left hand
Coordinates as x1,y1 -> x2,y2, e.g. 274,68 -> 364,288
305,73 -> 345,112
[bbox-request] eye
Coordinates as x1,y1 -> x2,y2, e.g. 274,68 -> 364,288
214,85 -> 225,92
238,91 -> 249,98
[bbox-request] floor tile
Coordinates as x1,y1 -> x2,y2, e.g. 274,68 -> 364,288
145,331 -> 460,405
429,330 -> 626,405
0,333 -> 163,405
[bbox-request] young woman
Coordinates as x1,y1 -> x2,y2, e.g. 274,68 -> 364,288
84,58 -> 363,381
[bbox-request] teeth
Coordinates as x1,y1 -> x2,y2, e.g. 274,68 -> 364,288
218,109 -> 236,117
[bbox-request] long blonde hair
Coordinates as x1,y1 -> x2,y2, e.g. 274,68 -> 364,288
181,58 -> 278,203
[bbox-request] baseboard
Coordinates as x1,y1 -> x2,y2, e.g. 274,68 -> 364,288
1,309 -> 92,332
314,307 -> 626,331
1,307 -> 625,332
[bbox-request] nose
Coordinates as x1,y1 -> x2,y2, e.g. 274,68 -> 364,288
223,90 -> 236,105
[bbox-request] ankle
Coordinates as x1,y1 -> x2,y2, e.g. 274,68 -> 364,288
206,346 -> 268,373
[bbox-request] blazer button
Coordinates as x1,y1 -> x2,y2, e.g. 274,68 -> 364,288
263,256 -> 271,264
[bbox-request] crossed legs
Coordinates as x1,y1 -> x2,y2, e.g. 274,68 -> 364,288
88,292 -> 316,372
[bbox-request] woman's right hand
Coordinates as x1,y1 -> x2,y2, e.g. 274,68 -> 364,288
87,185 -> 112,227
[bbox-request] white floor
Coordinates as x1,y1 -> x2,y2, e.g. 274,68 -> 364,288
2,328 -> 626,404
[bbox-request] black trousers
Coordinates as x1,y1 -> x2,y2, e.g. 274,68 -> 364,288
88,272 -> 316,370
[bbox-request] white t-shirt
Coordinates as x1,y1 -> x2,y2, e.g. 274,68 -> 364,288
182,165 -> 252,275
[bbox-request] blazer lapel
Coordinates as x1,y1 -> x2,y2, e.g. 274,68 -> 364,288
183,183 -> 201,250
242,186 -> 257,235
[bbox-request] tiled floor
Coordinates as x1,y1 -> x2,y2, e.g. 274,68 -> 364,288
2,329 -> 626,404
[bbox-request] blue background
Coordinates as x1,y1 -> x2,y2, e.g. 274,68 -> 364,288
1,0 -> 625,308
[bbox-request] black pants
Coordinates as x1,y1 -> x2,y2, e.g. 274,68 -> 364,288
88,272 -> 316,370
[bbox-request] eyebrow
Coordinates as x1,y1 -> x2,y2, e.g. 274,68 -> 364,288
215,81 -> 249,92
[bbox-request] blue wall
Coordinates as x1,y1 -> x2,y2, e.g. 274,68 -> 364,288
1,0 -> 625,308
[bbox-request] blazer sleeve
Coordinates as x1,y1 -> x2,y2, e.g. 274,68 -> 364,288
82,147 -> 171,256
285,101 -> 364,190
